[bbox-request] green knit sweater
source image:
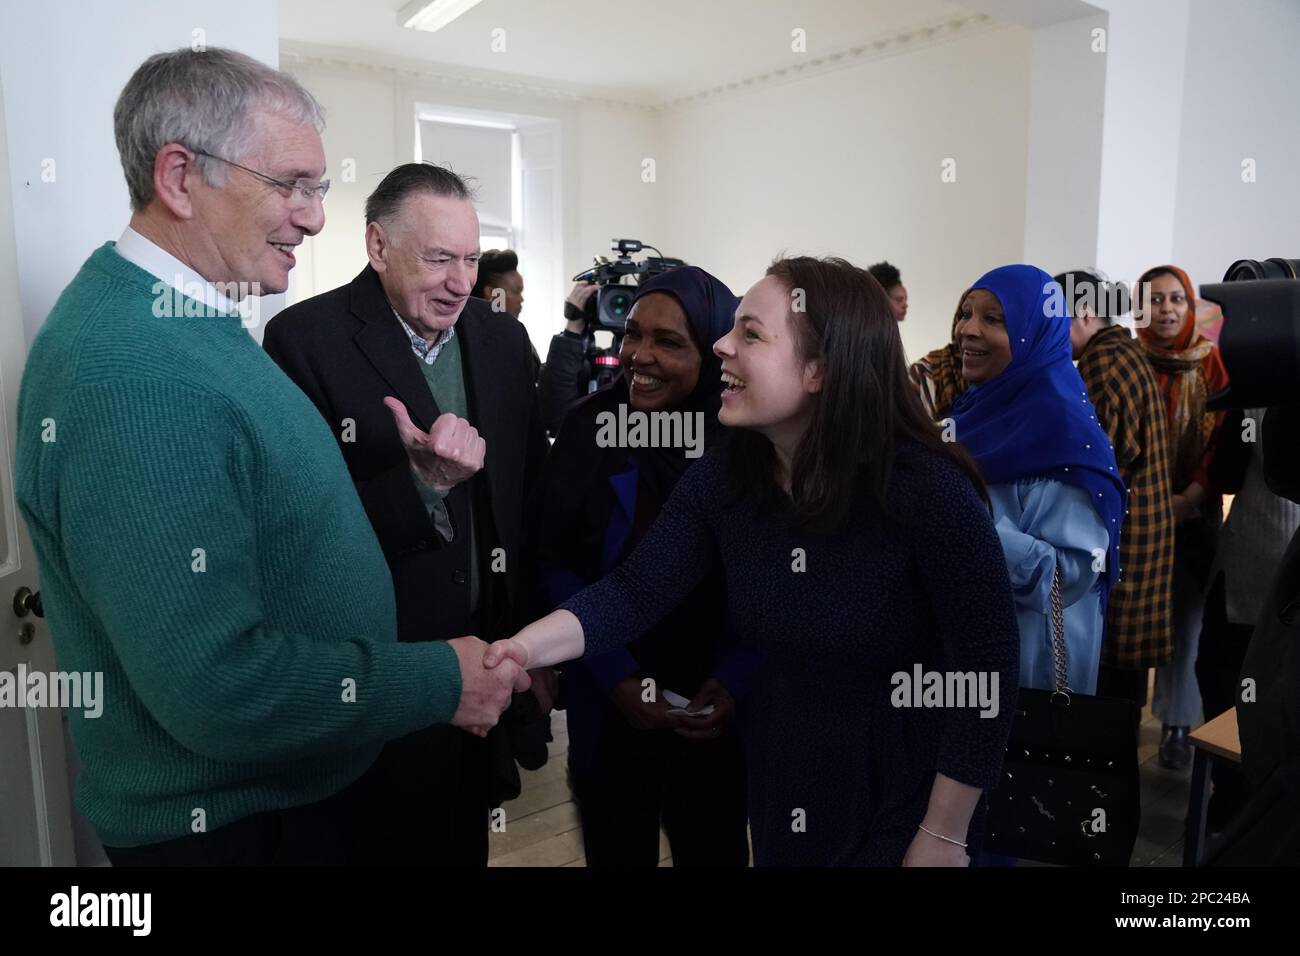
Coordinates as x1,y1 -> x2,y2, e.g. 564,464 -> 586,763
15,243 -> 462,848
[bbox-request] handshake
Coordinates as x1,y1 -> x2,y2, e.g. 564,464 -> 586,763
446,635 -> 534,737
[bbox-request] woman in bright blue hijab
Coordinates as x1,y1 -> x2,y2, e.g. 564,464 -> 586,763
949,265 -> 1126,695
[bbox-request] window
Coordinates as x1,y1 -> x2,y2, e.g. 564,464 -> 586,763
418,117 -> 513,248
415,107 -> 561,354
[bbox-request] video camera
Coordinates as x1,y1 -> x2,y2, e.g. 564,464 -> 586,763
572,239 -> 687,332
566,239 -> 686,394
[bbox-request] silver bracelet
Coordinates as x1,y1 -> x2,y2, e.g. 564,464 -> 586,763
917,824 -> 968,849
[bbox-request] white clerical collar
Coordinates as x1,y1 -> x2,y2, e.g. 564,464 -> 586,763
114,226 -> 249,320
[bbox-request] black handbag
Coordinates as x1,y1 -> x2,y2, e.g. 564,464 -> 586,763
983,564 -> 1142,866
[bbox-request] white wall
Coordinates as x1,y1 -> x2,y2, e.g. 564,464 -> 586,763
1092,0 -> 1192,289
1021,11 -> 1108,273
280,47 -> 663,353
653,25 -> 1034,363
0,1 -> 281,345
572,102 -> 663,278
1170,0 -> 1300,289
1085,0 -> 1300,298
284,26 -> 1034,365
279,58 -> 397,308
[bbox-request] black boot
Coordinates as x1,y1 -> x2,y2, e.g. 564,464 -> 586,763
1159,725 -> 1191,770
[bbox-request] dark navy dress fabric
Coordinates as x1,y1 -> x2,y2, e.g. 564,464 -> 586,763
563,440 -> 1020,866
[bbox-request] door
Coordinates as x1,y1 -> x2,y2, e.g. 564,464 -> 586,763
0,74 -> 76,866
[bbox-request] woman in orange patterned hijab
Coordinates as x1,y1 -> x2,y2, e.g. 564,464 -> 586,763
1135,263 -> 1229,769
1135,264 -> 1229,516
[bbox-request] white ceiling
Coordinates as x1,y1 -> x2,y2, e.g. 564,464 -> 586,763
279,0 -> 987,101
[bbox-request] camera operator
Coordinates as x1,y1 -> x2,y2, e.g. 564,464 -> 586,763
537,281 -> 600,435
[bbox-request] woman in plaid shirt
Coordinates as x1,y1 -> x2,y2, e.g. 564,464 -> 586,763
1061,269 -> 1176,714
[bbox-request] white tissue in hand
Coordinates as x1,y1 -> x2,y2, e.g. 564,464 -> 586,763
663,688 -> 715,717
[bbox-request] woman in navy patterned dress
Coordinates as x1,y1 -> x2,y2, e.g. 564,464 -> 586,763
490,257 -> 1020,866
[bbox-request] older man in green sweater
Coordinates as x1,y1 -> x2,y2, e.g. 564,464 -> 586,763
13,47 -> 526,865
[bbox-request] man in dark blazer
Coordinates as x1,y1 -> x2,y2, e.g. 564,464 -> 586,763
263,163 -> 550,866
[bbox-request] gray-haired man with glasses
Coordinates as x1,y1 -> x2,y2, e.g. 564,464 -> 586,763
14,46 -> 527,866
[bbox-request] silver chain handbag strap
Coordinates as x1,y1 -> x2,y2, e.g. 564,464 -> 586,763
1049,561 -> 1072,705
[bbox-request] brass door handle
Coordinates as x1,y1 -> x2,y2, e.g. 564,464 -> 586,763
13,586 -> 43,619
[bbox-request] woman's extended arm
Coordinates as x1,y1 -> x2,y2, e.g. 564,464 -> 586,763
487,608 -> 586,670
487,453 -> 724,672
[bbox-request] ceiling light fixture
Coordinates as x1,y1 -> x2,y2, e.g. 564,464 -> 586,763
397,0 -> 486,34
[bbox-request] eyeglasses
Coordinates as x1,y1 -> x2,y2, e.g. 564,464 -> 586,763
191,149 -> 330,205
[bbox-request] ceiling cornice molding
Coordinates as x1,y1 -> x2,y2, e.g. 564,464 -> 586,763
280,11 -> 1005,114
279,40 -> 661,111
653,12 -> 1003,114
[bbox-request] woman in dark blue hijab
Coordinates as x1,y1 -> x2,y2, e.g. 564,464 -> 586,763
949,264 -> 1126,695
528,266 -> 751,867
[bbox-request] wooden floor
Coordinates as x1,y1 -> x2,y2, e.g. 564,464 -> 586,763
1128,710 -> 1195,866
488,711 -> 678,867
489,682 -> 1195,867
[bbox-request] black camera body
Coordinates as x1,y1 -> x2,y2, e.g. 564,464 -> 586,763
1202,257 -> 1300,410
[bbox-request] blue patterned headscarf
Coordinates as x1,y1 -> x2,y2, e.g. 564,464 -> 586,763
949,264 -> 1127,606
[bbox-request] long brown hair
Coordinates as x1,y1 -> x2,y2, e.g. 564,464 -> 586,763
724,256 -> 986,530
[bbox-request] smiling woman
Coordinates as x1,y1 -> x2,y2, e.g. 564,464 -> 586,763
621,290 -> 702,412
499,255 -> 1021,867
529,265 -> 749,868
955,288 -> 1013,385
949,265 -> 1125,698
